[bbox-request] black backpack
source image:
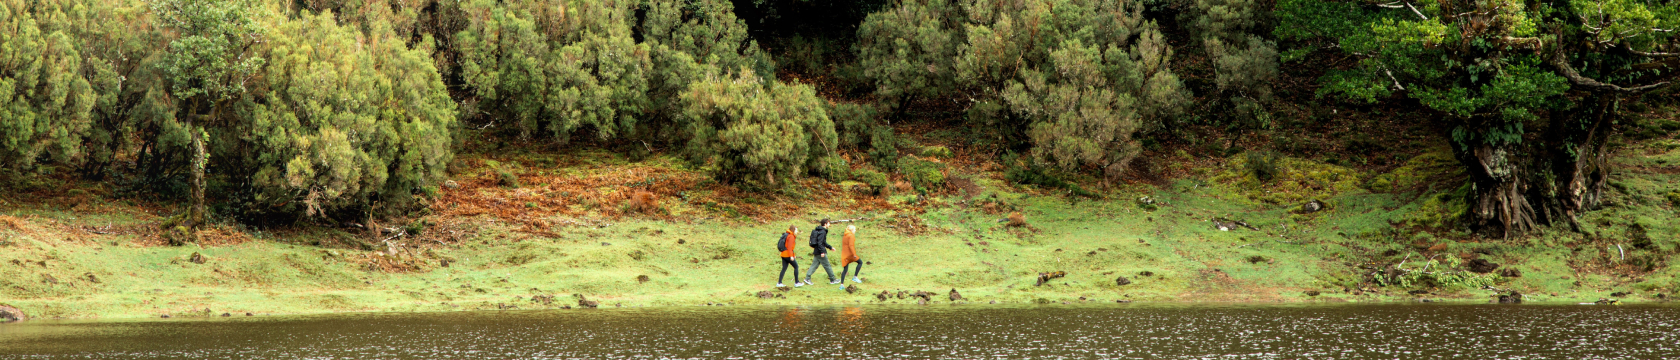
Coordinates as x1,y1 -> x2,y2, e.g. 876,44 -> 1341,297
775,233 -> 788,252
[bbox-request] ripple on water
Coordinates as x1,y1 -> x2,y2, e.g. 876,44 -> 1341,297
1,304 -> 1679,359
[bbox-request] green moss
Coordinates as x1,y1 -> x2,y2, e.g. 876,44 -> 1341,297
919,145 -> 954,159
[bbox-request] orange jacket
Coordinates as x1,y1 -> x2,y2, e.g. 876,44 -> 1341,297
840,231 -> 859,265
780,230 -> 798,258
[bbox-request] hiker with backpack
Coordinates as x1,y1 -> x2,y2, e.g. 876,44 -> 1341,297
803,219 -> 839,286
777,225 -> 803,287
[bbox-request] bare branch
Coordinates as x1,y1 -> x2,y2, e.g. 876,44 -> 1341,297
1404,2 -> 1428,21
1628,48 -> 1680,58
1550,50 -> 1669,94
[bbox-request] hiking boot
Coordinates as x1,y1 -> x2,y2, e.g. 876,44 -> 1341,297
852,277 -> 862,283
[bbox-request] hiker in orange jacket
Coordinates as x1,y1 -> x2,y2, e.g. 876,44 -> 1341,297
778,226 -> 803,287
839,225 -> 863,283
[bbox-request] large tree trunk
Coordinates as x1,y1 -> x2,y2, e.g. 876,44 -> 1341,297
1460,144 -> 1538,238
189,128 -> 207,231
1460,96 -> 1617,238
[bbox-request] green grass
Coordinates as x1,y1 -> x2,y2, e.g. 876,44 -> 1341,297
3,144 -> 1678,319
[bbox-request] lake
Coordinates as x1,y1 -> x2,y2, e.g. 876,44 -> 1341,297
2,303 -> 1677,359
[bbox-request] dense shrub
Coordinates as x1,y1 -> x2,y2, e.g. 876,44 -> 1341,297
897,156 -> 946,193
859,0 -> 1189,180
1245,151 -> 1280,183
678,68 -> 837,188
0,0 -> 97,171
452,0 -> 650,141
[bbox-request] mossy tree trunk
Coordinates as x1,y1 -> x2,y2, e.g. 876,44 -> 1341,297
1459,94 -> 1619,239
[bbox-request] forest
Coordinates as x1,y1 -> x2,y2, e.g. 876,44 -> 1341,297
4,0 -> 1680,242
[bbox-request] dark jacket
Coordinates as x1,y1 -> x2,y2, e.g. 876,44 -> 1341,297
809,226 -> 833,255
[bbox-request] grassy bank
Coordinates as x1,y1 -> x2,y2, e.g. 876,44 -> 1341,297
3,140 -> 1679,320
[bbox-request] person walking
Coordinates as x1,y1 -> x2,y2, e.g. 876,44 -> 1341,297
777,225 -> 803,287
802,219 -> 837,286
839,225 -> 863,283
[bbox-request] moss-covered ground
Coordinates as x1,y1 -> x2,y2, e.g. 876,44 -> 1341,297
3,138 -> 1678,319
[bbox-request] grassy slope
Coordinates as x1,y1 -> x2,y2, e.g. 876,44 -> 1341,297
3,140 -> 1678,319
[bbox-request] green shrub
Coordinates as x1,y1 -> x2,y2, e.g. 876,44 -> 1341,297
678,68 -> 836,188
1002,153 -> 1099,197
1666,191 -> 1680,207
852,168 -> 890,190
1245,151 -> 1281,182
898,157 -> 946,193
812,156 -> 849,182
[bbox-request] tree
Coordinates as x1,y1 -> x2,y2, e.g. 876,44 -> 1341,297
0,0 -> 97,172
452,0 -> 649,141
152,0 -> 266,240
1278,0 -> 1680,237
640,0 -> 773,140
679,67 -> 837,188
856,0 -> 959,119
1188,0 -> 1278,128
952,0 -> 1188,179
237,10 -> 456,221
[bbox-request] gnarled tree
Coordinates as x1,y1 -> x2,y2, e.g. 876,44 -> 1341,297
1279,0 -> 1680,237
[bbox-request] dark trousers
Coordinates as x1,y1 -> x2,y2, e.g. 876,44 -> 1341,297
841,260 -> 862,278
805,254 -> 835,282
779,257 -> 800,284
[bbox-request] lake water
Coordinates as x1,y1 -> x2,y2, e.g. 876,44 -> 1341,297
2,304 -> 1678,359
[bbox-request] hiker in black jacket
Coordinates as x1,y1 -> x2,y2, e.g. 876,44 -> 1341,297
802,219 -> 838,286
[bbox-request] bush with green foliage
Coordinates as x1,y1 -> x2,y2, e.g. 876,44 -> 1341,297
1188,0 -> 1277,128
678,68 -> 837,188
897,156 -> 945,193
452,0 -> 650,141
239,10 -> 457,217
859,0 -> 1188,180
0,0 -> 97,171
850,168 -> 890,192
856,0 -> 958,116
829,101 -> 898,168
1245,151 -> 1280,183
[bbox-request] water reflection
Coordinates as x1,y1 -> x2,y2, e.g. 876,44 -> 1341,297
1,304 -> 1678,359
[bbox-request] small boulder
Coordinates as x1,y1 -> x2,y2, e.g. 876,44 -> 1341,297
1467,259 -> 1499,273
911,291 -> 932,301
1304,290 -> 1321,297
636,275 -> 651,284
1114,276 -> 1132,286
845,285 -> 859,294
876,291 -> 890,301
574,294 -> 599,308
0,305 -> 25,322
757,291 -> 775,299
1035,271 -> 1066,286
1498,292 -> 1523,304
530,294 -> 555,305
190,252 -> 206,264
949,289 -> 964,301
1301,199 -> 1324,213
1499,268 -> 1522,278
